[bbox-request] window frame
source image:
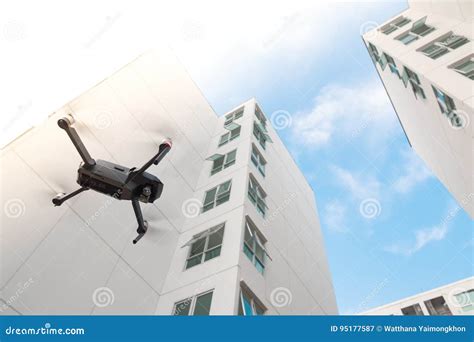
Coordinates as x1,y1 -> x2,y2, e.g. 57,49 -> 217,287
254,104 -> 267,128
202,180 -> 232,212
419,33 -> 469,60
251,144 -> 266,177
224,107 -> 244,126
247,175 -> 267,217
184,224 -> 225,270
173,289 -> 214,316
218,126 -> 241,147
253,121 -> 272,150
243,217 -> 269,274
450,55 -> 474,80
238,288 -> 266,316
210,149 -> 237,175
454,289 -> 474,312
379,16 -> 411,35
396,16 -> 435,45
402,66 -> 426,100
431,85 -> 464,128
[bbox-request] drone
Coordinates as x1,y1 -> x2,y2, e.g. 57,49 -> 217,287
52,115 -> 172,244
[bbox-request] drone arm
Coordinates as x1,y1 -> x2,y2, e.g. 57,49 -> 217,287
132,139 -> 172,177
131,198 -> 148,244
58,116 -> 96,167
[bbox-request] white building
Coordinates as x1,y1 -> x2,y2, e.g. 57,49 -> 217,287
362,0 -> 473,218
0,48 -> 337,315
361,276 -> 474,315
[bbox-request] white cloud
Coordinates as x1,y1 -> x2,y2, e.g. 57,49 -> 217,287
291,78 -> 397,148
392,149 -> 433,194
323,200 -> 347,233
331,165 -> 381,200
384,224 -> 449,256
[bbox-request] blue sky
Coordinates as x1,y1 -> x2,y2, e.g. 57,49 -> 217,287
178,1 -> 473,314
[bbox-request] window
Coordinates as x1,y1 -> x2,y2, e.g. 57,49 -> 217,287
401,66 -> 426,99
451,56 -> 474,80
255,104 -> 267,128
397,16 -> 435,45
401,303 -> 424,316
238,288 -> 266,315
368,42 -> 380,64
248,175 -> 267,217
173,290 -> 213,316
207,149 -> 237,175
432,86 -> 464,128
420,33 -> 469,59
243,218 -> 270,274
218,125 -> 241,147
183,223 -> 225,269
424,296 -> 452,316
224,107 -> 244,126
251,144 -> 266,177
253,121 -> 272,150
380,52 -> 399,76
380,16 -> 411,35
454,289 -> 474,312
202,180 -> 232,212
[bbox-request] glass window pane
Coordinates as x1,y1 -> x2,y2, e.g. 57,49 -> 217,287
186,254 -> 203,269
225,150 -> 237,167
207,228 -> 224,249
255,258 -> 265,274
219,133 -> 229,146
174,299 -> 191,315
204,246 -> 221,261
255,243 -> 265,262
244,224 -> 254,246
231,126 -> 241,139
193,292 -> 213,316
255,302 -> 265,315
190,237 -> 206,256
213,156 -> 225,169
242,292 -> 254,316
203,188 -> 217,206
243,243 -> 254,261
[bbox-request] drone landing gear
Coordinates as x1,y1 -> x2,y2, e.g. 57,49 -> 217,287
52,187 -> 89,206
132,198 -> 149,244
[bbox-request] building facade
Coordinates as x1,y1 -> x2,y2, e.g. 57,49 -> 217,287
0,48 -> 337,315
362,0 -> 473,218
362,276 -> 474,316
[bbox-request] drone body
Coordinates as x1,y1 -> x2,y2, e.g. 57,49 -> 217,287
52,116 -> 172,244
